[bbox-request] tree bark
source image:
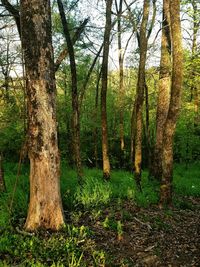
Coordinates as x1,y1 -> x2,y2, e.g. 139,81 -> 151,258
191,0 -> 200,128
130,101 -> 136,171
134,0 -> 150,190
160,0 -> 183,206
57,0 -> 82,181
94,69 -> 101,168
21,0 -> 64,231
101,0 -> 113,180
1,0 -> 21,37
152,0 -> 171,180
116,0 -> 125,153
144,81 -> 151,169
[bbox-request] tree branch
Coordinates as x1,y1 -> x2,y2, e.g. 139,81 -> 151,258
54,18 -> 89,71
1,0 -> 20,37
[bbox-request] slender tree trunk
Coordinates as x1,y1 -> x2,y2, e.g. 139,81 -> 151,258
57,0 -> 82,180
130,102 -> 136,171
116,0 -> 125,153
191,0 -> 200,128
94,69 -> 101,168
160,0 -> 183,206
101,0 -> 113,180
79,44 -> 103,110
134,0 -> 150,190
54,18 -> 89,72
152,0 -> 171,180
21,0 -> 64,231
144,81 -> 151,169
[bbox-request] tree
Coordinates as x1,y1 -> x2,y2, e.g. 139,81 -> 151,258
54,18 -> 89,72
20,0 -> 64,230
133,0 -> 150,190
1,0 -> 21,37
101,0 -> 113,179
57,0 -> 82,180
151,0 -> 171,180
160,0 -> 183,206
116,0 -> 125,153
115,0 -> 134,166
190,0 -> 200,127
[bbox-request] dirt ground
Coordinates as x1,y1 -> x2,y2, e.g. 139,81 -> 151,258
76,197 -> 200,266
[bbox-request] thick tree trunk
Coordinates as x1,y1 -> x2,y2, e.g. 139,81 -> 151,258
21,0 -> 64,231
160,0 -> 183,206
134,0 -> 150,190
57,0 -> 82,180
152,0 -> 171,180
101,0 -> 112,180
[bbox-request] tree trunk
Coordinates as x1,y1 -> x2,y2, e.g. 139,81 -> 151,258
160,0 -> 183,206
94,69 -> 101,168
152,0 -> 171,180
116,0 -> 125,153
134,0 -> 150,190
144,81 -> 152,169
54,18 -> 89,72
21,0 -> 64,231
57,0 -> 82,181
191,0 -> 200,128
130,102 -> 136,171
101,0 -> 113,180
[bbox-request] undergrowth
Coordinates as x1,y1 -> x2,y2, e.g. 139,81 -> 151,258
0,162 -> 199,266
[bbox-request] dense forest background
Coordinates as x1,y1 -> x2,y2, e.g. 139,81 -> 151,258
1,0 -> 199,166
0,0 -> 200,266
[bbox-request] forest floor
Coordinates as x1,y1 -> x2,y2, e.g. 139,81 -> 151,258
1,163 -> 200,266
71,196 -> 200,266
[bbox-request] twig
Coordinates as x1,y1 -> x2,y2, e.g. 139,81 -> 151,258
133,216 -> 152,230
16,227 -> 35,236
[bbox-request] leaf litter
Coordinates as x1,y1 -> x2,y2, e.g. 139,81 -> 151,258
72,197 -> 200,266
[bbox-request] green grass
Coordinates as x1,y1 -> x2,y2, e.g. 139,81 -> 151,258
173,163 -> 200,197
0,162 -> 199,266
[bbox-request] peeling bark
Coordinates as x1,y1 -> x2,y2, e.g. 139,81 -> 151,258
21,0 -> 64,231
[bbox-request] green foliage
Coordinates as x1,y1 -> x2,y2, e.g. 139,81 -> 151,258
75,176 -> 112,209
0,225 -> 90,266
173,163 -> 200,197
0,97 -> 24,161
0,163 -> 200,265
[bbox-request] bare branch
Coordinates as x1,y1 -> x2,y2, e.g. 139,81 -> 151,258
1,0 -> 20,36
